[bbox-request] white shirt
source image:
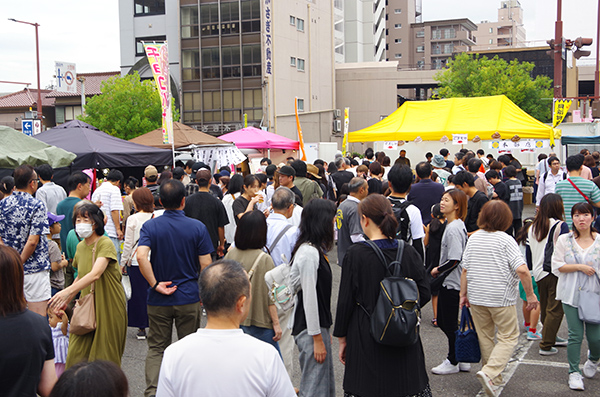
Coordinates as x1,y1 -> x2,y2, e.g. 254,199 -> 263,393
222,192 -> 240,244
121,212 -> 154,267
36,182 -> 66,214
536,170 -> 566,206
266,213 -> 299,266
91,181 -> 123,238
527,219 -> 563,282
156,328 -> 296,397
289,204 -> 302,227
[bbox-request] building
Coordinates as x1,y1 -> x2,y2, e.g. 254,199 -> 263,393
0,88 -> 55,131
336,0 -> 385,63
386,0 -> 422,63
474,0 -> 526,51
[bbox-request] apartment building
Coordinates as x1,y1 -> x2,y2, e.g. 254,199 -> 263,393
474,0 -> 526,50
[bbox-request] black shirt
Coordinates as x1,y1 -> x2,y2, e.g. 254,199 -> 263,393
232,196 -> 254,225
290,185 -> 304,207
465,190 -> 489,233
184,192 -> 229,250
331,170 -> 354,193
0,310 -> 54,397
493,180 -> 510,204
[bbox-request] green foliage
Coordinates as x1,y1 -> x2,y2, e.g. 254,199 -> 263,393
434,53 -> 553,123
79,72 -> 179,140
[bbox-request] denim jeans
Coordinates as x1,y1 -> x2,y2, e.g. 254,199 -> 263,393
241,325 -> 281,356
109,236 -> 121,264
294,328 -> 335,397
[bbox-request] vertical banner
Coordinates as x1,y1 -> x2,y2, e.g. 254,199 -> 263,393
342,107 -> 350,156
143,42 -> 173,145
553,99 -> 572,127
295,97 -> 307,161
263,0 -> 273,76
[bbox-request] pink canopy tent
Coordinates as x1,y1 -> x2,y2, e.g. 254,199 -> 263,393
219,127 -> 299,150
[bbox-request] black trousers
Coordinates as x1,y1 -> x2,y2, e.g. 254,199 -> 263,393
437,286 -> 460,365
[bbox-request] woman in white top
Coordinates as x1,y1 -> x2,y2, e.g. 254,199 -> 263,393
221,174 -> 243,250
120,187 -> 155,340
552,202 -> 600,391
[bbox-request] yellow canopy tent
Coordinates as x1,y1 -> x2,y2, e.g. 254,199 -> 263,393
348,95 -> 557,146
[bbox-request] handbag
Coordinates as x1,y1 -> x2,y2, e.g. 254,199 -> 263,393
578,273 -> 600,324
70,242 -> 98,336
121,267 -> 132,301
455,307 -> 481,363
264,253 -> 296,312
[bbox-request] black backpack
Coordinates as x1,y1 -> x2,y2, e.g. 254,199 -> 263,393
359,240 -> 421,347
389,197 -> 413,242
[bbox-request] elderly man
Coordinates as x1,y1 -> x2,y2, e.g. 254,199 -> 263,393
336,177 -> 368,265
0,165 -> 50,316
156,260 -> 296,397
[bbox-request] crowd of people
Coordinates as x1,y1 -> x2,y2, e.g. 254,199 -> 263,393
1,145 -> 600,396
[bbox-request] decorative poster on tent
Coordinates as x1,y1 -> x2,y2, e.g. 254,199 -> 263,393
452,134 -> 468,145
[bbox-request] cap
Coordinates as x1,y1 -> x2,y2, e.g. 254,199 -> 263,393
47,212 -> 65,226
145,165 -> 158,178
431,154 -> 446,168
196,169 -> 212,182
279,165 -> 296,177
172,167 -> 186,181
306,164 -> 321,179
219,170 -> 231,177
191,162 -> 208,179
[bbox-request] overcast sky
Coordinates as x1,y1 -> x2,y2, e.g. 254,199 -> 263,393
0,0 -> 597,94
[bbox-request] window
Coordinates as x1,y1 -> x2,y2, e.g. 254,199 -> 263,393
297,98 -> 304,111
443,28 -> 455,39
290,16 -> 296,25
433,59 -> 444,69
432,45 -> 441,55
443,44 -> 453,54
416,30 -> 425,38
135,36 -> 166,56
416,45 -> 424,53
297,18 -> 305,32
181,6 -> 199,38
432,30 -> 441,39
220,2 -> 241,35
297,58 -> 305,71
221,46 -> 241,78
242,44 -> 262,76
395,38 -> 402,44
394,8 -> 401,14
394,23 -> 402,29
243,89 -> 263,121
394,53 -> 402,59
416,60 -> 425,69
489,39 -> 493,44
201,47 -> 220,79
489,27 -> 493,33
290,57 -> 296,67
182,49 -> 201,81
241,0 -> 261,33
135,0 -> 165,16
200,4 -> 220,36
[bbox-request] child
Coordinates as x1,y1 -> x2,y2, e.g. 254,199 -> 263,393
424,203 -> 446,327
48,307 -> 69,378
47,212 -> 69,296
504,165 -> 524,237
515,219 -> 542,340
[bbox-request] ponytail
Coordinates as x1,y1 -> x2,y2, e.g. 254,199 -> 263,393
358,194 -> 399,239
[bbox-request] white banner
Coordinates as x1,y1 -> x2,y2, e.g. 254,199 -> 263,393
55,61 -> 77,93
490,140 -> 549,150
193,146 -> 247,169
383,141 -> 398,151
452,134 -> 468,145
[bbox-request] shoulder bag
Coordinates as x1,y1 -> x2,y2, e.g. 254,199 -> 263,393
578,273 -> 600,324
455,307 -> 481,363
247,251 -> 267,281
70,241 -> 98,336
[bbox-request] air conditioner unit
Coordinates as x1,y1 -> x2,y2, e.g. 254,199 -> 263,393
333,109 -> 341,118
333,120 -> 342,132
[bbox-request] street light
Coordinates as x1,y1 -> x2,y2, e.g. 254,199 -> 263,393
8,18 -> 42,122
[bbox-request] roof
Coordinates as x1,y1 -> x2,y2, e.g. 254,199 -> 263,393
46,71 -> 120,98
0,88 -> 55,109
129,122 -> 231,149
0,125 -> 76,168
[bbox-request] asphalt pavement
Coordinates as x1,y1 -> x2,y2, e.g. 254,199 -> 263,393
121,204 -> 599,396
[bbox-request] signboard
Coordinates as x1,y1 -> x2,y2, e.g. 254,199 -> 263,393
55,61 -> 77,93
452,134 -> 468,145
490,140 -> 549,150
383,141 -> 398,151
342,108 -> 350,155
21,120 -> 33,136
33,119 -> 42,135
143,42 -> 173,145
263,0 -> 273,75
553,99 -> 572,127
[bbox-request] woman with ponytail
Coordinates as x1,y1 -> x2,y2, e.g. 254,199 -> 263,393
333,194 -> 432,397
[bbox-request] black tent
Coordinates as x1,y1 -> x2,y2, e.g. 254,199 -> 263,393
34,120 -> 172,169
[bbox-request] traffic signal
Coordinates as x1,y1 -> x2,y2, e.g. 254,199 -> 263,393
546,38 -> 556,58
573,37 -> 593,59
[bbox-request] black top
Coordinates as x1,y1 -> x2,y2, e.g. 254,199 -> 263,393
209,184 -> 224,200
184,192 -> 229,249
426,220 -> 446,271
232,196 -> 254,225
333,240 -> 431,397
290,185 -> 304,207
465,190 -> 489,233
331,170 -> 354,193
493,180 -> 510,204
367,178 -> 382,195
0,310 -> 54,397
292,251 -> 333,336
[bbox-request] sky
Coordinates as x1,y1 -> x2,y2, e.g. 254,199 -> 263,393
0,0 -> 598,94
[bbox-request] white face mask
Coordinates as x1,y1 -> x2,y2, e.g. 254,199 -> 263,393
76,223 -> 94,239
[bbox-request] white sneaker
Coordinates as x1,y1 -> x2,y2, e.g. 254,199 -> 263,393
431,359 -> 459,375
458,362 -> 471,372
476,371 -> 497,397
583,358 -> 599,378
568,372 -> 585,390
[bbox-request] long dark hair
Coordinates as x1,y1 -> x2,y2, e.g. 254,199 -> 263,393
571,202 -> 597,239
292,198 -> 336,256
228,174 -> 244,195
516,218 -> 534,245
429,203 -> 445,234
532,193 -> 565,242
0,245 -> 26,316
358,194 -> 398,238
234,210 -> 267,250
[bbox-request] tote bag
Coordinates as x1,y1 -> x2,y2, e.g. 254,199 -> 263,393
578,273 -> 600,324
70,242 -> 98,336
455,307 -> 481,363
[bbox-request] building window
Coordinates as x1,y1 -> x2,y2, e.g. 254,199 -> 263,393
241,0 -> 261,33
432,45 -> 441,55
395,38 -> 402,44
416,45 -> 424,53
433,59 -> 444,69
182,49 -> 201,81
181,6 -> 199,38
297,58 -> 305,71
244,89 -> 263,121
417,60 -> 425,69
489,27 -> 493,33
201,47 -> 220,79
394,53 -> 402,59
394,23 -> 402,29
416,30 -> 425,38
443,28 -> 455,39
241,44 -> 261,77
135,0 -> 165,16
220,2 -> 241,35
290,16 -> 296,25
135,36 -> 166,56
489,39 -> 493,44
443,44 -> 453,54
221,46 -> 241,78
297,98 -> 304,111
290,57 -> 297,67
394,8 -> 401,14
432,30 -> 441,39
297,18 -> 305,32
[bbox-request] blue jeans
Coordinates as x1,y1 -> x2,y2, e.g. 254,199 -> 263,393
51,287 -> 61,297
109,236 -> 121,264
241,325 -> 281,356
294,328 -> 335,397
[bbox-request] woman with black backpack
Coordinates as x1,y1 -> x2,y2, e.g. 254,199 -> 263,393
333,194 -> 431,397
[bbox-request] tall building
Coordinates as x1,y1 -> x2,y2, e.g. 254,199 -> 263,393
386,0 -> 422,62
474,0 -> 526,50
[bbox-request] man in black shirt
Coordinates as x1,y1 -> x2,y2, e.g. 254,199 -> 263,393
486,170 -> 510,205
184,169 -> 229,258
331,157 -> 354,195
453,171 -> 489,235
278,165 -> 304,206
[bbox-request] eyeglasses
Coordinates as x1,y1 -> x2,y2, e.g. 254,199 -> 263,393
30,179 -> 39,183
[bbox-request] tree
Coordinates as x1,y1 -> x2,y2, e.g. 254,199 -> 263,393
434,53 -> 553,123
79,72 -> 179,140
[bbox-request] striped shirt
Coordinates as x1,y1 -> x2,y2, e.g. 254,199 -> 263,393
462,230 -> 525,307
555,176 -> 600,228
51,322 -> 69,364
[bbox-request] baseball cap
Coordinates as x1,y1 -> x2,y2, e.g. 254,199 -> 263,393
47,212 -> 65,226
191,162 -> 208,179
279,165 -> 296,177
219,169 -> 231,177
144,165 -> 158,178
306,164 -> 321,179
196,169 -> 212,183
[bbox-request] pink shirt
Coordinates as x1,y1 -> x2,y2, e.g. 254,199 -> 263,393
582,165 -> 593,180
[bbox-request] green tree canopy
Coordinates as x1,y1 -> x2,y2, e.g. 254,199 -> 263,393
434,53 -> 553,123
79,72 -> 179,140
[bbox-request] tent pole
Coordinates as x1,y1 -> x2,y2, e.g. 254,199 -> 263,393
171,139 -> 175,168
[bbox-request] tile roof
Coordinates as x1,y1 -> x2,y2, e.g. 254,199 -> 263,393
0,88 -> 55,109
46,71 -> 121,98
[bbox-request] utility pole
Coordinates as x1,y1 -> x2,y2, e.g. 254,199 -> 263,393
554,0 -> 563,99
